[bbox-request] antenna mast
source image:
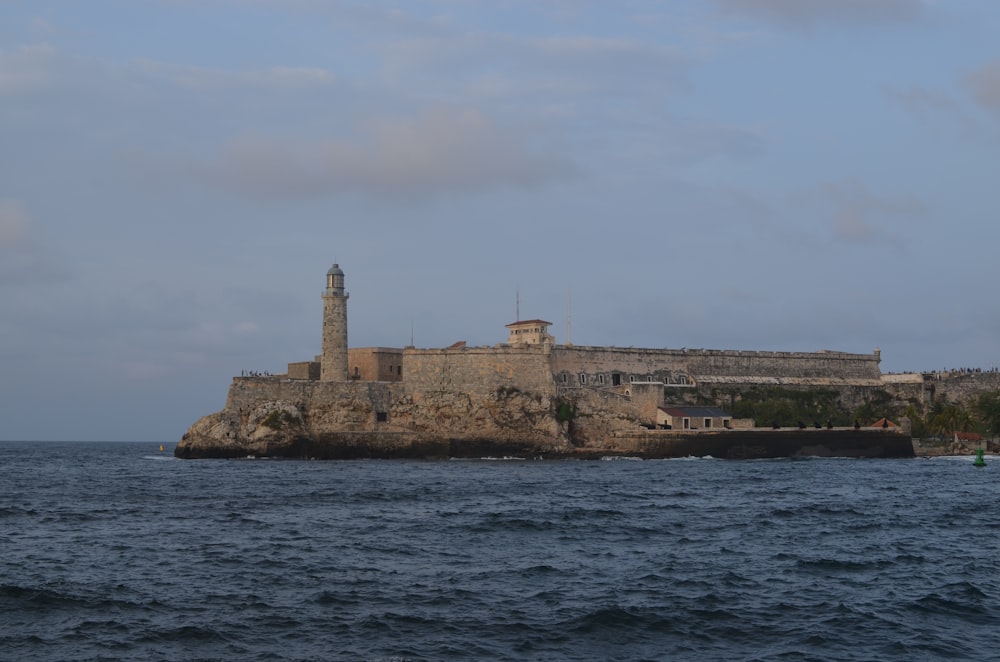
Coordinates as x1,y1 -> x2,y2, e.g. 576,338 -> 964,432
566,287 -> 572,346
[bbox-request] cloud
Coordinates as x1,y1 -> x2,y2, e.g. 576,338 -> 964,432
0,198 -> 38,286
0,43 -> 54,96
384,31 -> 689,103
883,83 -> 992,142
715,0 -> 926,27
965,60 -> 1000,116
131,59 -> 336,90
821,180 -> 923,245
0,199 -> 29,247
883,84 -> 957,119
193,107 -> 579,199
0,199 -> 69,287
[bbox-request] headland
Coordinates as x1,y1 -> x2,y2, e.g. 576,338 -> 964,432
175,264 -> 992,460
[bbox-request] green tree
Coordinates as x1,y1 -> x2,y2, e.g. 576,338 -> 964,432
850,389 -> 896,427
975,391 -> 1000,436
729,388 -> 849,427
927,402 -> 974,437
903,403 -> 927,438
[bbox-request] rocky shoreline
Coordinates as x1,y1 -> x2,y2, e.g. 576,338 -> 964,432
175,427 -> 915,460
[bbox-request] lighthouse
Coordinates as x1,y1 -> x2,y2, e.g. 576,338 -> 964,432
320,263 -> 349,381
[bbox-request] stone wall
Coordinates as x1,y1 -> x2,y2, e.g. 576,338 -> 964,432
225,376 -> 402,431
403,345 -> 556,397
918,371 -> 1000,407
550,346 -> 882,387
212,363 -> 569,450
348,347 -> 404,382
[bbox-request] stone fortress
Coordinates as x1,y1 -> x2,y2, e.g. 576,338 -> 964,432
175,264 -> 988,459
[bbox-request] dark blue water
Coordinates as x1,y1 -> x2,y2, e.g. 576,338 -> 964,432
2,442 -> 1000,661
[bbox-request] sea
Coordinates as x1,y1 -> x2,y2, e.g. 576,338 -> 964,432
2,442 -> 1000,661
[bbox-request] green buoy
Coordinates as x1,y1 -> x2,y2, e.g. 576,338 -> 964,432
974,448 -> 986,467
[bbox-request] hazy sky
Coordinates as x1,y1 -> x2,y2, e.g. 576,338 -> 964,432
3,0 -> 999,441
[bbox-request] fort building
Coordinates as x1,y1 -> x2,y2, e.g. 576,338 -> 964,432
174,263 -> 932,459
291,264 -> 887,402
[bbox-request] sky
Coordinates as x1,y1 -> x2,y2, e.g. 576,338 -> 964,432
2,0 -> 1000,441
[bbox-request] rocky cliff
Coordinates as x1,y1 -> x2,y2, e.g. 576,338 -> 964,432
175,377 -> 585,459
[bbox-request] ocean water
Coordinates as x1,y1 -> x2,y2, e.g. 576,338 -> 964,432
2,442 -> 1000,661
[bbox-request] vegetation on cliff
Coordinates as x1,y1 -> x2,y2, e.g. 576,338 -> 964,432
261,410 -> 302,430
712,386 -> 1000,440
724,387 -> 849,427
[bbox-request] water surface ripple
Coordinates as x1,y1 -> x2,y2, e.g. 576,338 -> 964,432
2,442 -> 999,660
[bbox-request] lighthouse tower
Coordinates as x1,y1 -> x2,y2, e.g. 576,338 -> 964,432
320,263 -> 349,381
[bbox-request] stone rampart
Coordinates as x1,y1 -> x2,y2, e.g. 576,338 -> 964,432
920,371 -> 1000,406
550,346 -> 881,386
225,376 -> 398,417
403,345 -> 556,397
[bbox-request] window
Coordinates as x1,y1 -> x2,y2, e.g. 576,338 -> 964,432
579,373 -> 587,385
629,375 -> 635,383
598,374 -> 605,385
704,418 -> 712,428
683,418 -> 690,429
561,373 -> 568,384
376,412 -> 388,422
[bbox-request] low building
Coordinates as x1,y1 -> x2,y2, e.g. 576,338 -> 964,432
658,406 -> 733,430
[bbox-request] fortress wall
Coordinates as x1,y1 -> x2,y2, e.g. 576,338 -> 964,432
923,372 -> 1000,406
687,350 -> 880,379
225,377 -> 400,415
402,346 -> 556,397
876,372 -> 1000,409
550,346 -> 881,383
552,346 -> 688,385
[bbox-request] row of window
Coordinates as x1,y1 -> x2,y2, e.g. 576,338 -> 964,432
561,373 -> 689,386
674,417 -> 731,430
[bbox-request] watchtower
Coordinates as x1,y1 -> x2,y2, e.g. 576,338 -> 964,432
504,319 -> 554,346
320,263 -> 349,381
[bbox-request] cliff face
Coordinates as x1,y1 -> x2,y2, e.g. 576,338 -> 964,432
174,374 -> 919,460
174,377 -> 579,459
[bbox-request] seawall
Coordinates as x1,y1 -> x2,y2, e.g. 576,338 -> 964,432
607,428 -> 914,459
